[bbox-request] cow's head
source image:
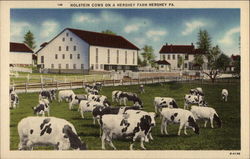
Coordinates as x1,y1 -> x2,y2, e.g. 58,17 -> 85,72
188,116 -> 199,135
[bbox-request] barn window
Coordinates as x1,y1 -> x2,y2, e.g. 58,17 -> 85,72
77,54 -> 80,59
74,46 -> 76,51
66,64 -> 69,69
184,63 -> 187,68
66,46 -> 69,51
168,55 -> 170,60
107,49 -> 110,64
73,64 -> 76,69
185,54 -> 189,60
66,33 -> 69,37
51,64 -> 54,69
41,56 -> 44,63
95,64 -> 98,69
62,38 -> 65,42
62,54 -> 65,59
116,50 -> 119,64
59,46 -> 61,51
70,54 -> 72,59
96,48 -> 98,63
58,64 -> 61,69
125,51 -> 127,64
162,55 -> 166,60
55,54 -> 58,59
70,37 -> 73,41
81,64 -> 84,69
172,55 -> 175,60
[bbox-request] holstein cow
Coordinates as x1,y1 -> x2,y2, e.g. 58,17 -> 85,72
221,89 -> 229,102
112,90 -> 122,103
190,87 -> 204,96
190,106 -> 222,128
33,99 -> 50,116
160,108 -> 199,136
68,94 -> 88,110
123,110 -> 156,142
39,89 -> 56,102
113,91 -> 143,107
184,94 -> 207,110
17,117 -> 87,150
87,94 -> 111,107
100,113 -> 156,150
154,97 -> 178,114
58,90 -> 75,103
10,92 -> 19,109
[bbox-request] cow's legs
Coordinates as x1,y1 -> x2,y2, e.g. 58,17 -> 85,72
106,134 -> 116,150
161,117 -> 168,135
148,132 -> 154,140
210,117 -> 214,128
130,132 -> 140,150
204,120 -> 208,127
101,131 -> 106,150
178,123 -> 185,136
140,137 -> 146,150
80,110 -> 84,119
47,109 -> 50,116
93,117 -> 96,125
26,140 -> 34,150
184,125 -> 187,135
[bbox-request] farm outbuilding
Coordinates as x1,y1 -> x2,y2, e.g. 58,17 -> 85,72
37,28 -> 139,74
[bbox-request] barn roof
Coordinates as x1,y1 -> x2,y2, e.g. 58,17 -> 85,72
155,60 -> 170,65
67,28 -> 140,50
10,42 -> 33,53
159,43 -> 205,55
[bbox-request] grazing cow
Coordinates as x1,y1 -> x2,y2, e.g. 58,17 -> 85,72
116,91 -> 143,107
50,89 -> 57,100
39,90 -> 53,102
160,108 -> 199,136
190,106 -> 222,128
93,82 -> 103,91
112,90 -> 122,102
87,88 -> 99,95
154,97 -> 178,114
190,87 -> 204,96
78,100 -> 106,120
10,92 -> 19,109
87,94 -> 111,107
33,100 -> 50,116
68,94 -> 88,110
124,110 -> 156,141
184,94 -> 207,109
17,117 -> 87,150
221,89 -> 229,102
100,113 -> 156,150
58,90 -> 75,102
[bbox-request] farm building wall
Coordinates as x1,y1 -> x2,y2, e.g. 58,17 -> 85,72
9,52 -> 33,65
37,29 -> 90,70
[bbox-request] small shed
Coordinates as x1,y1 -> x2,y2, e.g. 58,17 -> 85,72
155,60 -> 171,71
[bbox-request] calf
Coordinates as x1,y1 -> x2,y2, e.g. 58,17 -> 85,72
10,92 -> 19,109
154,97 -> 178,114
190,106 -> 221,128
190,87 -> 204,96
221,89 -> 228,102
184,94 -> 207,109
33,99 -> 50,116
160,108 -> 199,136
100,113 -> 155,150
17,117 -> 87,150
58,90 -> 75,102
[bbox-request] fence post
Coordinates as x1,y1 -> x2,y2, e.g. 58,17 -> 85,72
41,82 -> 43,90
27,74 -> 30,83
25,83 -> 28,93
40,75 -> 43,84
82,80 -> 85,88
152,77 -> 154,83
113,79 -> 115,86
56,82 -> 58,90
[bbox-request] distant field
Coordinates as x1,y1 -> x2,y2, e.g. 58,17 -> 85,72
10,81 -> 240,150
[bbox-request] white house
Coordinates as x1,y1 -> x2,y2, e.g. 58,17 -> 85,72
159,43 -> 208,71
9,42 -> 33,66
37,28 -> 139,74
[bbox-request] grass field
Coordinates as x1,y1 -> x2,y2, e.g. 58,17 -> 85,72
10,81 -> 240,150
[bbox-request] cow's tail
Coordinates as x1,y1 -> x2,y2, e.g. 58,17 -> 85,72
213,113 -> 222,128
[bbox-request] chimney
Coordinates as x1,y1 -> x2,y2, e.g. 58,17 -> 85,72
166,43 -> 168,46
191,43 -> 194,46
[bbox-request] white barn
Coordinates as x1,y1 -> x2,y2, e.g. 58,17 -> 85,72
159,43 -> 208,71
37,28 -> 139,74
9,42 -> 33,66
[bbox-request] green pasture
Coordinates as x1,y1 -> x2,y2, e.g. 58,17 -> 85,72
10,81 -> 240,150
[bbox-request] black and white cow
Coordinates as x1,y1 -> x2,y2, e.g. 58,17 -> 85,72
190,87 -> 204,96
221,89 -> 228,102
100,113 -> 156,150
190,106 -> 222,128
113,91 -> 143,107
160,108 -> 199,136
39,89 -> 56,102
154,97 -> 178,114
112,90 -> 122,103
184,94 -> 207,109
87,94 -> 111,107
10,92 -> 19,109
17,117 -> 87,150
33,99 -> 50,116
68,94 -> 88,110
58,90 -> 75,102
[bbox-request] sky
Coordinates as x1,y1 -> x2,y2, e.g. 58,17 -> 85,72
10,9 -> 240,58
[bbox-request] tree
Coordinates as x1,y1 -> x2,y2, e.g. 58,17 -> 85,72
140,45 -> 155,67
177,56 -> 184,69
101,29 -> 116,35
233,56 -> 240,77
215,53 -> 231,71
23,30 -> 36,50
